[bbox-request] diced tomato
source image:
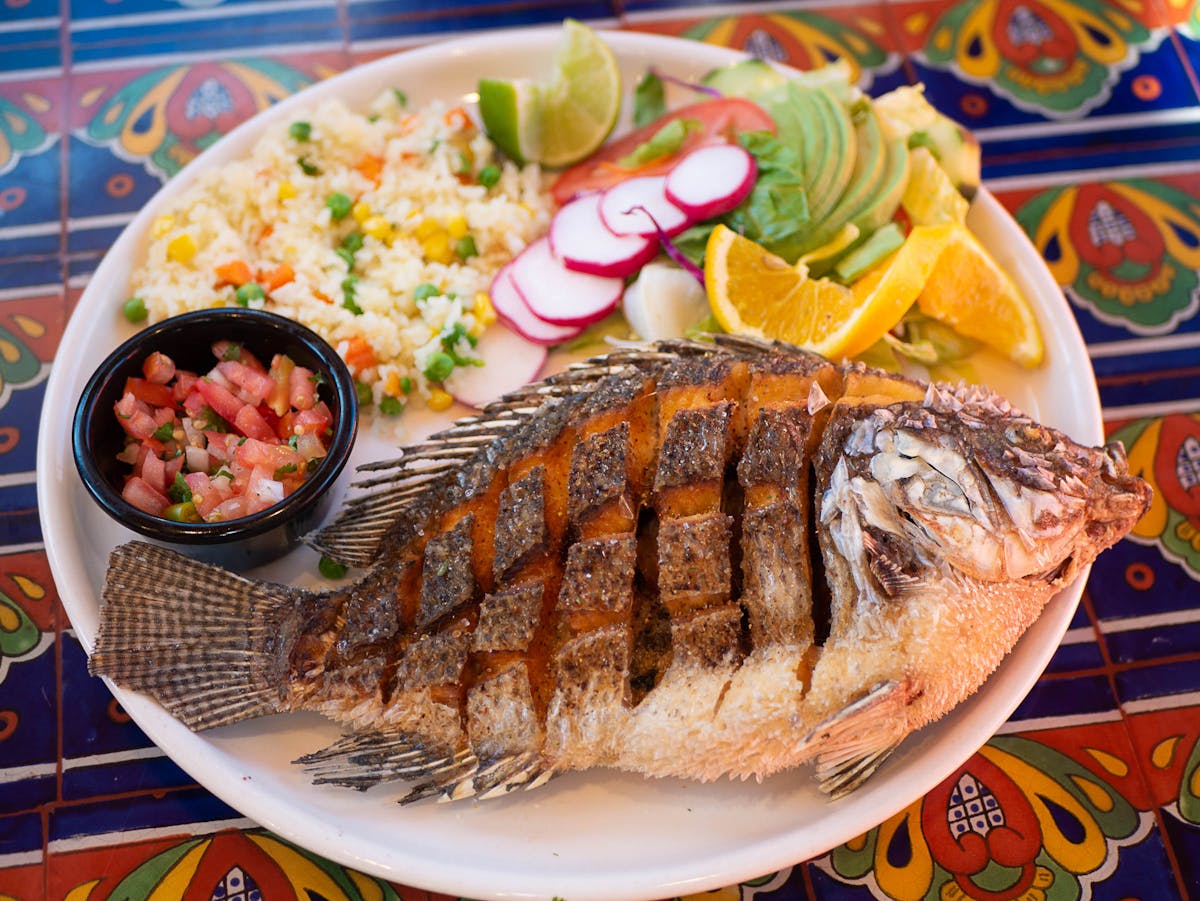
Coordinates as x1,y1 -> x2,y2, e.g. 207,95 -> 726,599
124,377 -> 176,408
141,453 -> 167,494
122,476 -> 169,515
234,437 -> 304,471
267,354 -> 295,416
292,402 -> 332,436
233,404 -> 275,441
210,496 -> 250,522
152,405 -> 175,428
550,97 -> 776,204
195,377 -> 247,425
183,391 -> 207,419
142,351 -> 176,385
218,360 -> 275,406
212,341 -> 266,372
289,365 -> 316,411
172,370 -> 199,403
204,432 -> 233,463
275,410 -> 296,441
164,454 -> 184,484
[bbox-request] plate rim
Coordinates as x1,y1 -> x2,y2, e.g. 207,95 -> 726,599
37,25 -> 1101,901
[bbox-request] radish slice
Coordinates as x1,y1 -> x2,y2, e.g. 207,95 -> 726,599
446,323 -> 548,409
599,176 -> 691,237
510,237 -> 623,327
489,263 -> 582,346
664,144 -> 757,220
549,193 -> 659,278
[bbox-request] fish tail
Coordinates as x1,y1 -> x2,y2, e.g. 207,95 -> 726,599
90,541 -> 311,730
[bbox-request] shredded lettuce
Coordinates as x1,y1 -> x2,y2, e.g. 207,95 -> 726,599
633,72 -> 667,128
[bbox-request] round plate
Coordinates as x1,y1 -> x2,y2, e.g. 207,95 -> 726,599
37,27 -> 1100,901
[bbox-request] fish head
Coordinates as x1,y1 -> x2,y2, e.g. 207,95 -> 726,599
835,383 -> 1153,592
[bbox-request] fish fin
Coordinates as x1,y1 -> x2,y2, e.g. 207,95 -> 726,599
298,731 -> 459,789
309,338 -> 808,569
802,680 -> 911,799
308,358 -> 640,567
89,541 -> 307,730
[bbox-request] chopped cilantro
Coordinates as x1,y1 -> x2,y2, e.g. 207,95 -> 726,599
341,231 -> 364,253
168,471 -> 192,504
413,282 -> 439,302
354,380 -> 373,406
152,422 -> 175,441
273,463 -> 298,479
342,275 -> 363,315
222,343 -> 242,361
298,156 -> 320,176
392,88 -> 408,107
335,247 -> 355,269
319,556 -> 349,580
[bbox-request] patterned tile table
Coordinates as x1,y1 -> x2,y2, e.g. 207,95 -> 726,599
2,0 -> 1199,899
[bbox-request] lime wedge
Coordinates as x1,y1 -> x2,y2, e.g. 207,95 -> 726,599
540,20 -> 622,167
478,77 -> 544,165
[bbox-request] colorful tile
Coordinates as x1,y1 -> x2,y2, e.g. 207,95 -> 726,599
347,2 -> 617,47
622,0 -> 910,93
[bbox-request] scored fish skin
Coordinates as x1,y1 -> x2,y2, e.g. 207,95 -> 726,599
89,337 -> 1152,802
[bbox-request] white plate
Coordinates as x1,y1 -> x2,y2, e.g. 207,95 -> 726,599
37,27 -> 1101,901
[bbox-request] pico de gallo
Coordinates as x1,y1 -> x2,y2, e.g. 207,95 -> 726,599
114,342 -> 334,523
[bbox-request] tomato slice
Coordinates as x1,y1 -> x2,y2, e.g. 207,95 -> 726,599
550,97 -> 775,205
123,376 -> 176,408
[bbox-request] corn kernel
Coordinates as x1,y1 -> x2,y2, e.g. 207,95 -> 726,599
166,232 -> 198,264
363,216 -> 394,243
412,218 -> 440,241
151,215 -> 175,239
277,181 -> 297,201
427,388 -> 454,411
384,371 -> 401,396
406,206 -> 423,220
446,214 -> 469,239
473,291 -> 497,328
422,232 -> 454,265
352,201 -> 372,223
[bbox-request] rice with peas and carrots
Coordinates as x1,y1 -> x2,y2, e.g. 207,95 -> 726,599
129,90 -> 553,412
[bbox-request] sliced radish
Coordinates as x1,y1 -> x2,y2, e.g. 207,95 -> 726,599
549,193 -> 659,278
664,144 -> 757,220
599,176 -> 691,237
446,323 -> 548,409
489,263 -> 583,346
510,237 -> 623,327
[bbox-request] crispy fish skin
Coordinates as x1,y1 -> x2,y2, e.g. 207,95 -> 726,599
89,338 -> 1152,801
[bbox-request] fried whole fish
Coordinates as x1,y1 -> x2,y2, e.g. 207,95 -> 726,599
89,337 -> 1151,801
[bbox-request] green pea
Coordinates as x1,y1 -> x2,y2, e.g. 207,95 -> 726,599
477,165 -> 501,188
235,282 -> 265,307
326,192 -> 353,221
289,121 -> 312,141
423,351 -> 454,383
163,501 -> 201,523
455,235 -> 478,260
123,296 -> 148,323
379,395 -> 403,416
399,376 -> 413,394
413,282 -> 439,302
355,380 -> 373,406
341,231 -> 364,253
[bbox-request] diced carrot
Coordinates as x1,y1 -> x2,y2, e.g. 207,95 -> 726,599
343,336 -> 377,373
261,262 -> 294,292
355,154 -> 383,183
444,107 -> 471,129
214,259 -> 254,287
258,224 -> 274,245
313,289 -> 333,304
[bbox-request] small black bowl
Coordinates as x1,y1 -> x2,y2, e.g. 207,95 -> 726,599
73,308 -> 357,569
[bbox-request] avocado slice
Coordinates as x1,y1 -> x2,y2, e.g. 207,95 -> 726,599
852,132 -> 911,237
701,59 -> 787,98
804,87 -> 857,227
794,101 -> 887,257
